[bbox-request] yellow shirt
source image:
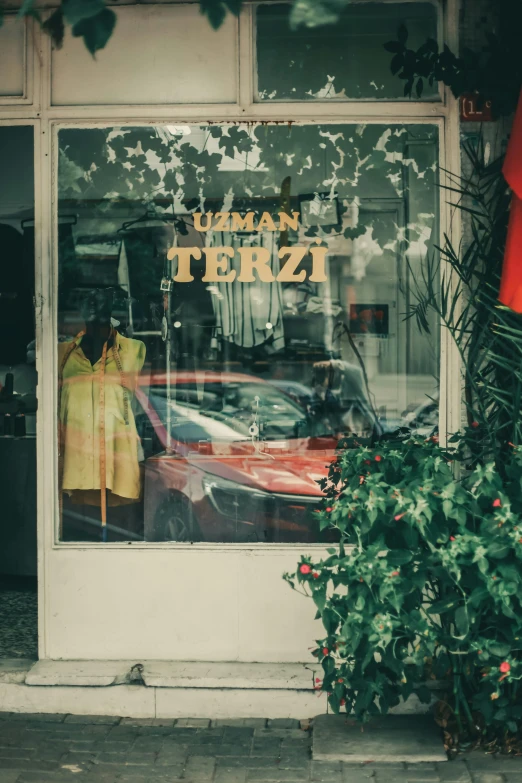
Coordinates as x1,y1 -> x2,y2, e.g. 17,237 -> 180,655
59,332 -> 146,500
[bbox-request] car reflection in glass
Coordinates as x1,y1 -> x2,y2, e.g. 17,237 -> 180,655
136,372 -> 345,544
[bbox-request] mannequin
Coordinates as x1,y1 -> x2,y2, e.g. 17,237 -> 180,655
58,287 -> 146,540
79,288 -> 114,365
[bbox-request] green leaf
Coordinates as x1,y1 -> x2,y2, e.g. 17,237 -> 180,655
389,550 -> 413,565
42,8 -> 65,47
72,7 -> 116,55
488,542 -> 510,559
200,0 -> 226,29
489,643 -> 511,657
415,685 -> 432,704
470,585 -> 489,607
397,24 -> 408,44
313,589 -> 327,614
442,499 -> 453,518
223,0 -> 242,15
390,53 -> 403,75
383,41 -> 404,54
17,0 -> 35,18
63,0 -> 106,26
427,596 -> 459,615
323,655 -> 335,676
454,606 -> 470,637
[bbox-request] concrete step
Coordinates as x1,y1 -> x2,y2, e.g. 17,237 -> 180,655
312,714 -> 447,763
0,660 -> 437,720
25,659 -> 318,688
1,659 -> 326,718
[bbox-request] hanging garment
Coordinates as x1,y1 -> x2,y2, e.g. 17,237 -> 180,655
499,89 -> 522,313
58,331 -> 146,504
0,224 -> 34,365
206,230 -> 285,351
57,220 -> 84,310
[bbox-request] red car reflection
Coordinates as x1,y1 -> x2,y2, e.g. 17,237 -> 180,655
135,371 -> 337,543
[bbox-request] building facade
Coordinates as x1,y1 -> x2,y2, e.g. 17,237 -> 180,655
0,0 -> 488,716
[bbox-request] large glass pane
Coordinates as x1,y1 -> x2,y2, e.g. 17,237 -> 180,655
256,2 -> 439,101
57,123 -> 439,544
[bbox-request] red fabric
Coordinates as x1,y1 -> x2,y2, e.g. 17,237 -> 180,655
499,90 -> 522,312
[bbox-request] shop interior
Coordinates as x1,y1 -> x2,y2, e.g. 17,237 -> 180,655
0,125 -> 38,660
56,123 -> 440,546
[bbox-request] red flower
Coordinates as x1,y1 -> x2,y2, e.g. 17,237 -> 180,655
364,459 -> 371,465
322,647 -> 329,656
450,536 -> 456,541
493,499 -> 502,508
315,677 -> 322,683
312,572 -> 320,579
299,564 -> 312,575
340,698 -> 346,706
471,421 -> 479,428
391,571 -> 400,577
375,455 -> 382,462
325,507 -> 333,513
395,513 -> 406,521
500,661 -> 511,674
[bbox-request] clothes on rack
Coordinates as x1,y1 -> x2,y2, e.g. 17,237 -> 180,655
0,224 -> 34,365
123,225 -> 174,309
58,331 -> 146,504
206,230 -> 285,351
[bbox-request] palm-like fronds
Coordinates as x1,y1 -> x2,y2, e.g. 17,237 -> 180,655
407,136 -> 522,464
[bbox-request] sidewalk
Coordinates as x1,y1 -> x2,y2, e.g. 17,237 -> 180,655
0,712 -> 521,783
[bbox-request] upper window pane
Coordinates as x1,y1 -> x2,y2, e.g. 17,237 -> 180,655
256,2 -> 439,101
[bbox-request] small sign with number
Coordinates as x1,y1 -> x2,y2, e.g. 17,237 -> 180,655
460,94 -> 494,122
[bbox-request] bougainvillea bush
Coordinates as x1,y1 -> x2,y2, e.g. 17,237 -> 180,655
284,435 -> 522,739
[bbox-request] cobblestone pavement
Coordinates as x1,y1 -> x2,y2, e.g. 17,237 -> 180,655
0,713 -> 522,783
0,578 -> 38,658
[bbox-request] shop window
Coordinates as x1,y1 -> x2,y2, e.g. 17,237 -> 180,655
256,2 -> 439,101
56,123 -> 439,545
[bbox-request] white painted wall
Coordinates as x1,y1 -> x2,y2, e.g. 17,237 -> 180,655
45,547 -> 321,661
